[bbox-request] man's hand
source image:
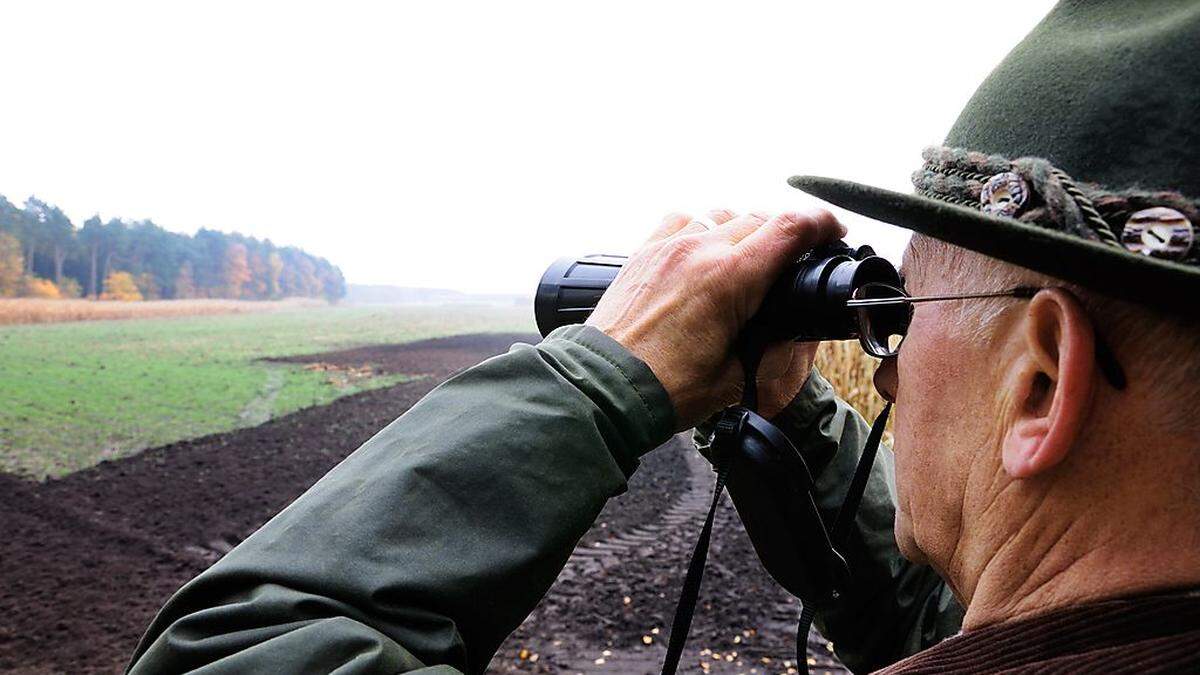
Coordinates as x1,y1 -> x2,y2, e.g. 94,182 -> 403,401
756,340 -> 819,420
586,208 -> 845,429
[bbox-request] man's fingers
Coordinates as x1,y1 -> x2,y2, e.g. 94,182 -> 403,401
678,214 -> 720,236
715,211 -> 770,243
708,208 -> 737,225
652,210 -> 732,241
646,212 -> 693,243
735,209 -> 846,280
693,209 -> 750,236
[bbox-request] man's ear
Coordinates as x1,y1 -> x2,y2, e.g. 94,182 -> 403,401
1002,288 -> 1097,478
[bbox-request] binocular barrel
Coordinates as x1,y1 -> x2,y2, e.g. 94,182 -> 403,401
534,254 -> 627,337
534,243 -> 901,342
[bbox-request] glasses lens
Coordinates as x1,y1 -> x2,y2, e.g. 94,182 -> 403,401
853,283 -> 911,358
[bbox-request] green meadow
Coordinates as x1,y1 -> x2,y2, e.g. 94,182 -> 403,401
0,305 -> 532,479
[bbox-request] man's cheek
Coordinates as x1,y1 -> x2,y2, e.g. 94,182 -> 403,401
894,510 -> 924,562
892,474 -> 926,563
891,383 -> 942,561
890,409 -> 921,557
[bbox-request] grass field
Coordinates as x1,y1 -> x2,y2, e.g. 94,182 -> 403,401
0,299 -> 888,480
0,305 -> 533,479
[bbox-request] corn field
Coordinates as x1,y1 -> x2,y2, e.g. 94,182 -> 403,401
814,340 -> 893,442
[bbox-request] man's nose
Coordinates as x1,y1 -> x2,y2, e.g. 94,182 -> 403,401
874,356 -> 898,403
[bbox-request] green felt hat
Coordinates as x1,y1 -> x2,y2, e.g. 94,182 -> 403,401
789,0 -> 1200,316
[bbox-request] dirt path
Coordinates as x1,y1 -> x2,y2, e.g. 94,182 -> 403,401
0,332 -> 848,674
237,366 -> 286,426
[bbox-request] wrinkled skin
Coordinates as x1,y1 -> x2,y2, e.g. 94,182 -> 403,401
587,208 -> 843,429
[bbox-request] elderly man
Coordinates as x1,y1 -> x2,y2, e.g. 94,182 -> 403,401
128,1 -> 1200,673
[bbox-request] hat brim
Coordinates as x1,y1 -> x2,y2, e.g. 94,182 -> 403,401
788,174 -> 1200,315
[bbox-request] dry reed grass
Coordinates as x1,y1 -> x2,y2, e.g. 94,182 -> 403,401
814,340 -> 893,441
0,297 -> 327,326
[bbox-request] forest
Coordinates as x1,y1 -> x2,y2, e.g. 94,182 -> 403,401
0,194 -> 345,301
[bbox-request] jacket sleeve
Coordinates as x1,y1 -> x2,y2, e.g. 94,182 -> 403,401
126,325 -> 676,675
693,368 -> 963,673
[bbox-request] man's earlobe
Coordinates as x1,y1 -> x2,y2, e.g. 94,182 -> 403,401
1002,289 -> 1096,478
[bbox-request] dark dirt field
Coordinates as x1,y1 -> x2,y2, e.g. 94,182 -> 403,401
0,333 -> 846,675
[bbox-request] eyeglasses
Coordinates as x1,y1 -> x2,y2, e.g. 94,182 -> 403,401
844,283 -> 1127,389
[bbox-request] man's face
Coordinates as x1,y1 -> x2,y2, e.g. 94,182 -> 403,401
876,245 -> 1008,571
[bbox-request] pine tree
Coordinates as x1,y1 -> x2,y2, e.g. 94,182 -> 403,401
135,272 -> 160,300
0,232 -> 23,297
174,261 -> 197,299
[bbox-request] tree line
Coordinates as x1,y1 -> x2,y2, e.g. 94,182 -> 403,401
0,194 -> 345,301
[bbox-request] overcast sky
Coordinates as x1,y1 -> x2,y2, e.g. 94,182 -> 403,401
0,1 -> 1054,294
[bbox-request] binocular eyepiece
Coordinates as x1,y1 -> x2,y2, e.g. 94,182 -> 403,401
534,240 -> 906,348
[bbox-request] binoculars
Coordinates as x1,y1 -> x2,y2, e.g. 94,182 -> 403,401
534,241 -> 908,356
533,240 -> 903,609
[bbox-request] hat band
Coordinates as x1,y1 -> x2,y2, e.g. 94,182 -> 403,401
911,146 -> 1200,264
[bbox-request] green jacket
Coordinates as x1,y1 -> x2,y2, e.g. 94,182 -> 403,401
127,326 -> 961,674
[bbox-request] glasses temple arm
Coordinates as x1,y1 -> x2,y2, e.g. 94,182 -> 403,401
845,286 -> 1128,390
844,286 -> 1041,308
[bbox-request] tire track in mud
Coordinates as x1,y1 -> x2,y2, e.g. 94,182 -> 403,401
490,442 -> 848,675
556,448 -> 713,675
562,447 -> 712,582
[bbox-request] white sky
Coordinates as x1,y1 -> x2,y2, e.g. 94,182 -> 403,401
0,1 -> 1054,294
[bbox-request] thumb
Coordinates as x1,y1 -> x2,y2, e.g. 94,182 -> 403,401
734,209 -> 846,293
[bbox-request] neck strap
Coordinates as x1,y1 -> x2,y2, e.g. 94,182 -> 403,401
659,332 -> 891,675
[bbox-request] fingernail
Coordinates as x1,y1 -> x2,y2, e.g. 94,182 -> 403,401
806,207 -> 847,237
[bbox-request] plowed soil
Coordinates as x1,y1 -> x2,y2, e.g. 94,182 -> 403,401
0,333 -> 846,675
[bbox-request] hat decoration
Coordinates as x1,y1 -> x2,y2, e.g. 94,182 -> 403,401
912,146 -> 1200,265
